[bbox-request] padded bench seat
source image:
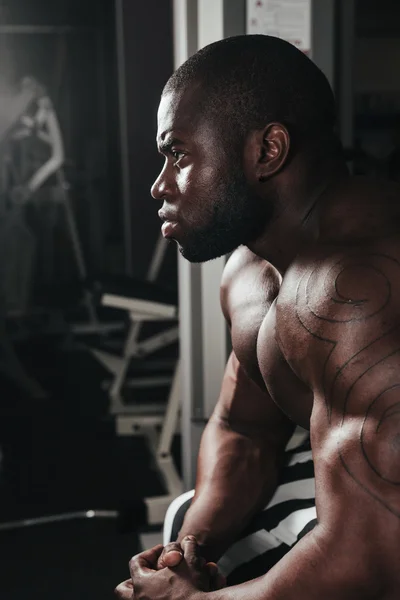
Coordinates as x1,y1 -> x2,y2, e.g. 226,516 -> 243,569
90,276 -> 178,320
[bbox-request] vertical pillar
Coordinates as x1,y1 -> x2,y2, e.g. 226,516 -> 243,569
174,0 -> 204,490
177,0 -> 341,489
197,0 -> 229,435
174,0 -> 237,488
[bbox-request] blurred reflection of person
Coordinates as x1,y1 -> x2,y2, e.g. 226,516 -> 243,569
12,77 -> 64,196
10,76 -> 65,292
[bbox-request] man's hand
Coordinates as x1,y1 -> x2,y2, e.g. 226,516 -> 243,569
157,542 -> 184,569
115,536 -> 226,600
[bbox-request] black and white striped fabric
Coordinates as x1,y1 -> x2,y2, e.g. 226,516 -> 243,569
163,430 -> 316,585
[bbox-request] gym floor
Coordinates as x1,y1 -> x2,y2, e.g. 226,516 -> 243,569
0,334 -> 174,598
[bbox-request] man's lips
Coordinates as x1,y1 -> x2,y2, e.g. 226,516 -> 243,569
159,210 -> 180,238
161,220 -> 179,238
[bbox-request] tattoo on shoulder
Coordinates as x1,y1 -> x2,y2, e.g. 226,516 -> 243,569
296,252 -> 400,517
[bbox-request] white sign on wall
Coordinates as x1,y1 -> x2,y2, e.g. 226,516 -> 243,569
247,0 -> 312,55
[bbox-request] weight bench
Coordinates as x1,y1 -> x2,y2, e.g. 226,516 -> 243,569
91,236 -> 183,525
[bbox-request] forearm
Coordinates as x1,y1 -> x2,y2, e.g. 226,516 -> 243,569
27,156 -> 63,192
206,526 -> 387,600
177,417 -> 284,562
27,109 -> 64,193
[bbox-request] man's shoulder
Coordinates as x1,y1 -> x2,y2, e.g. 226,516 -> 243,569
221,246 -> 279,290
278,235 -> 400,323
220,246 -> 280,323
275,237 -> 400,388
318,235 -> 400,271
281,234 -> 400,331
291,234 -> 400,276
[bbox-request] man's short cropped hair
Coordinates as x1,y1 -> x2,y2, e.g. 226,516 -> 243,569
164,35 -> 337,146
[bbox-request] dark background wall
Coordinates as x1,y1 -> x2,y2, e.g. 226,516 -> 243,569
0,0 -> 176,285
122,0 -> 177,285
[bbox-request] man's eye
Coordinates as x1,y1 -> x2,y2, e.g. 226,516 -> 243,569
171,150 -> 184,160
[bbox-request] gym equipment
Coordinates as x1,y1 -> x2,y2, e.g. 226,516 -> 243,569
91,234 -> 182,525
0,7 -> 179,533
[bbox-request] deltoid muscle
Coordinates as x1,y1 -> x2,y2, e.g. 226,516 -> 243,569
295,253 -> 400,517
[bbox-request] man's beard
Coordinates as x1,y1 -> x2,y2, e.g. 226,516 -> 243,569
178,172 -> 273,263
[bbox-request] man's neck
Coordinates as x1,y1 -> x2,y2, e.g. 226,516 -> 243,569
247,162 -> 350,274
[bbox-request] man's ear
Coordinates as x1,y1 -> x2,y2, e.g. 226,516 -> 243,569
244,123 -> 291,183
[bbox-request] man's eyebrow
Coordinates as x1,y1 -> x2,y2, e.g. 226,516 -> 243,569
158,137 -> 185,154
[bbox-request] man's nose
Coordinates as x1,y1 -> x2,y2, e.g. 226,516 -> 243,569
151,167 -> 171,200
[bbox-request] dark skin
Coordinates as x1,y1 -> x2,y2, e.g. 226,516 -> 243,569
165,248 -> 295,563
116,246 -> 291,598
116,85 -> 400,599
